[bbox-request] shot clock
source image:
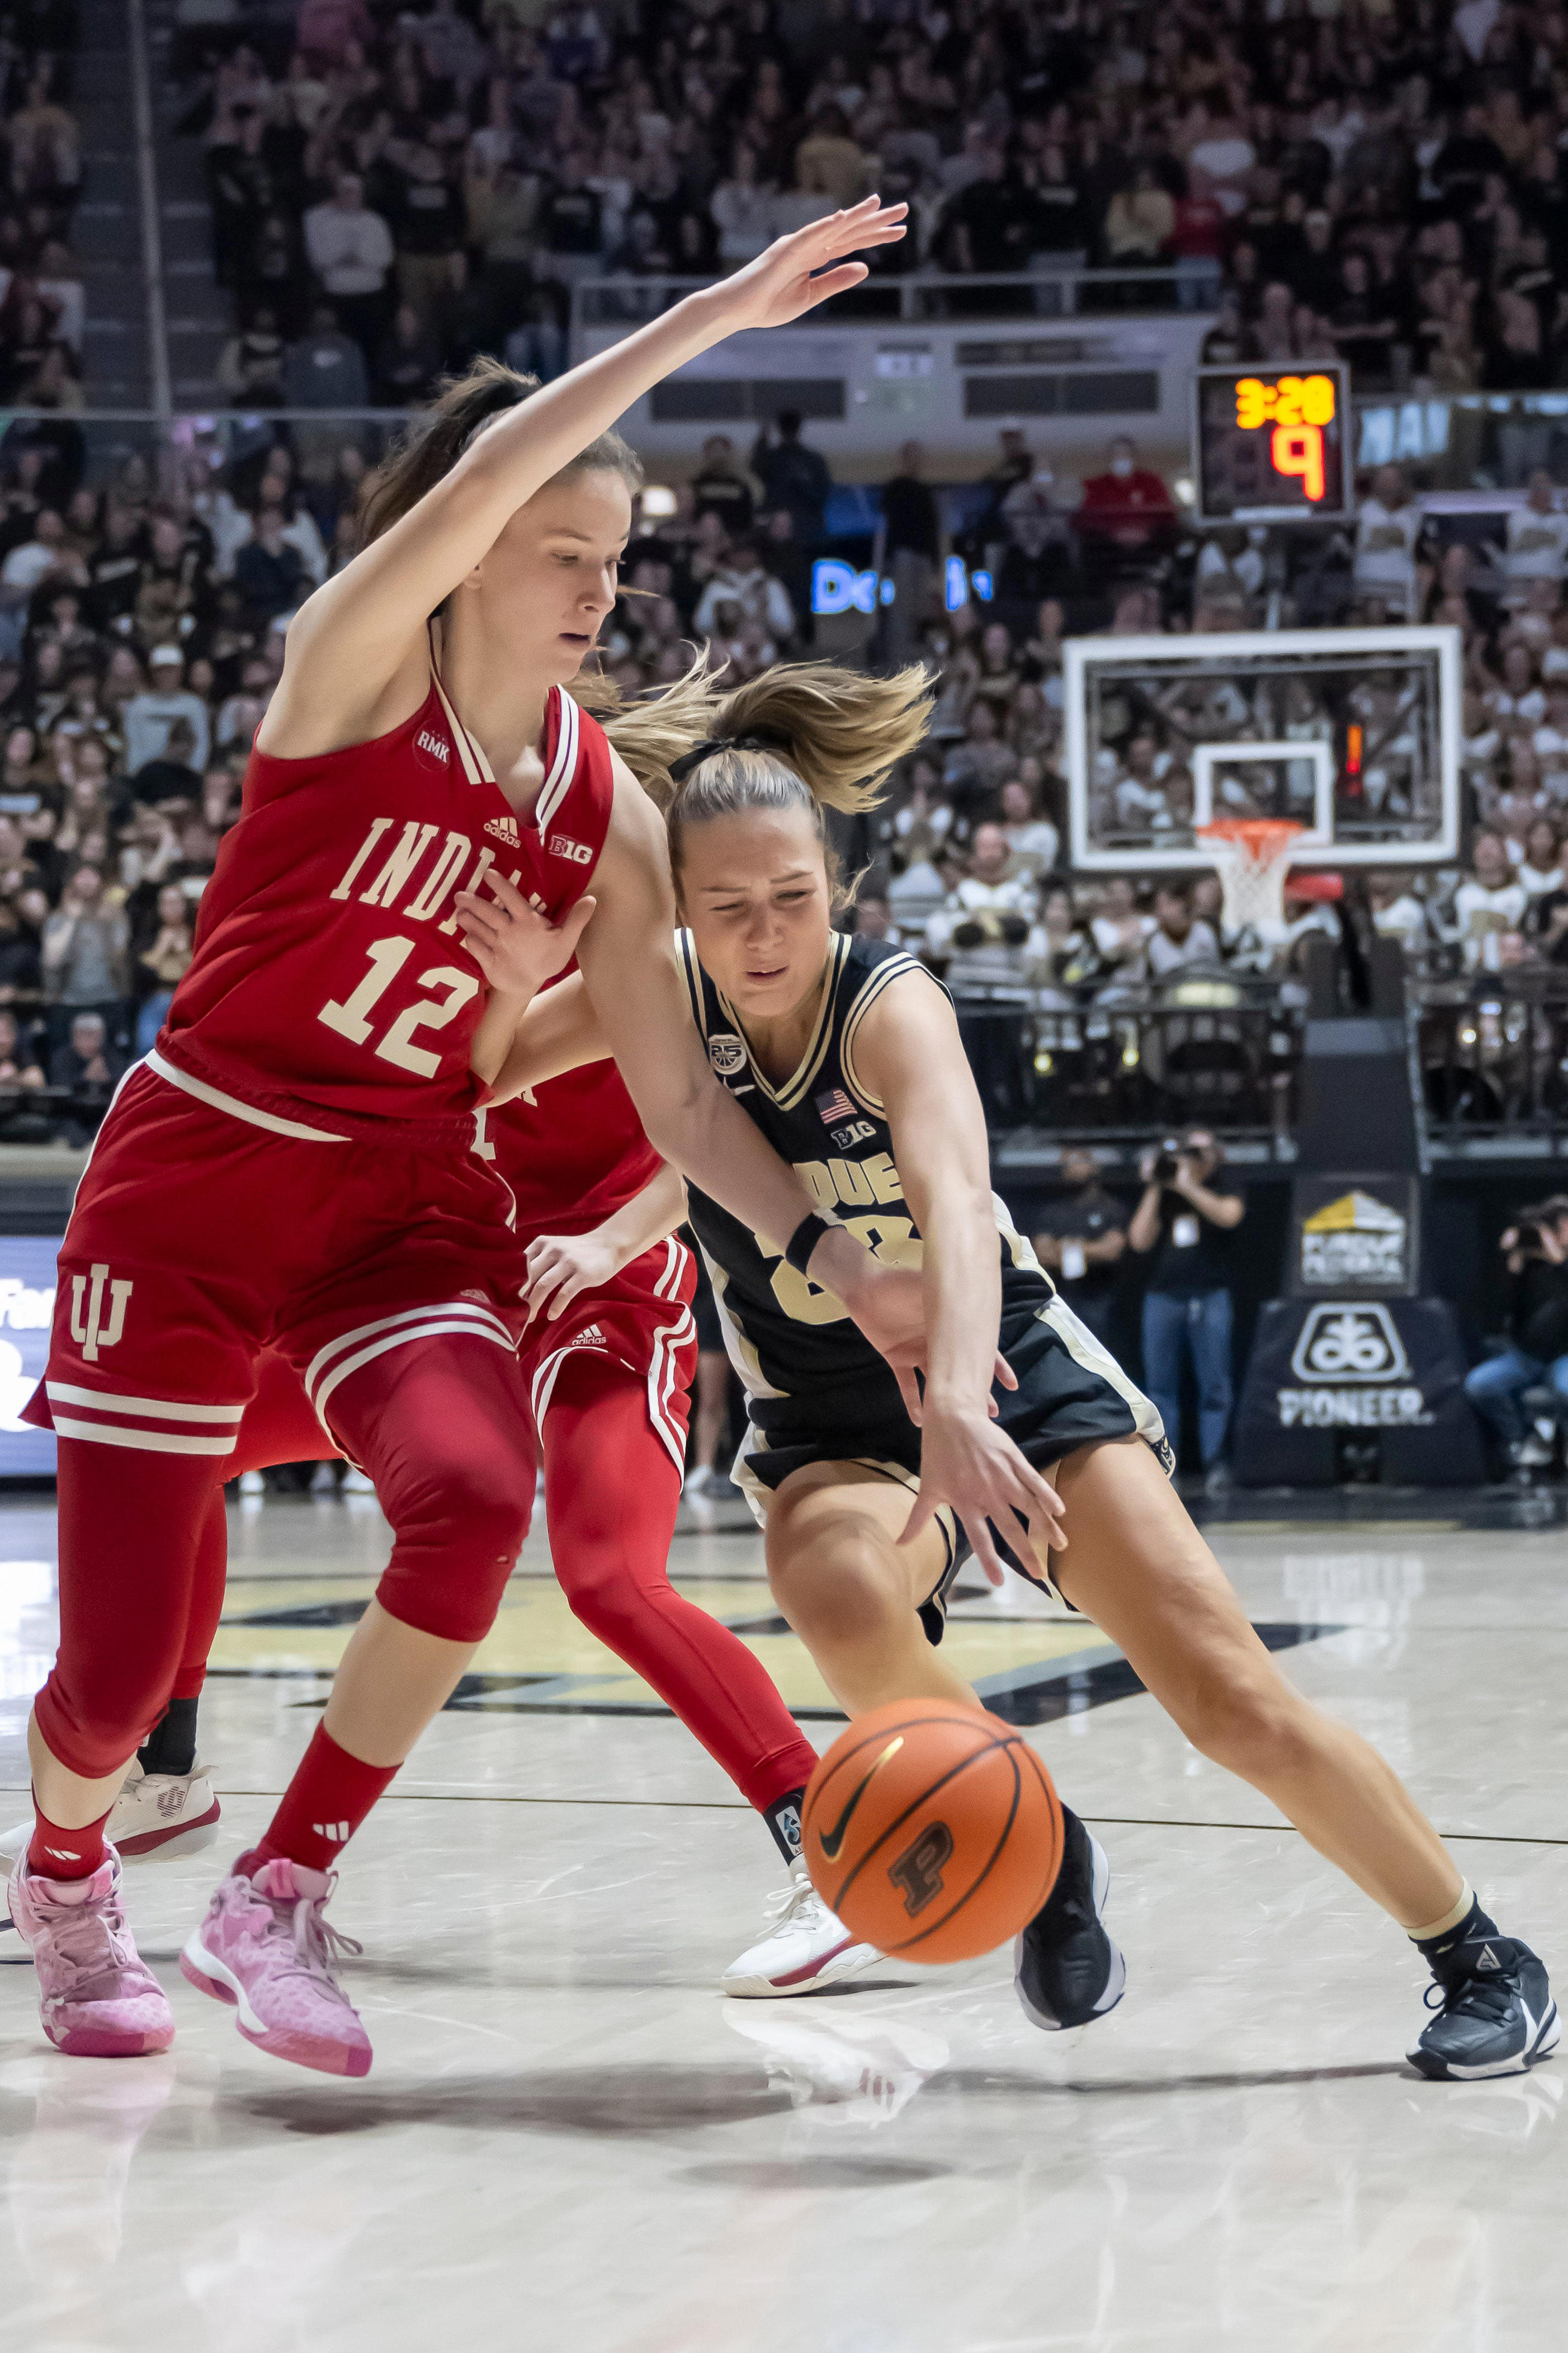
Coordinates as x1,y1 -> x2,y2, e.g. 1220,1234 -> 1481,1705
1191,362 -> 1353,527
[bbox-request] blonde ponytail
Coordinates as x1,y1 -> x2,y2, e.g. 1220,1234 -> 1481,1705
567,647 -> 725,804
662,659 -> 933,895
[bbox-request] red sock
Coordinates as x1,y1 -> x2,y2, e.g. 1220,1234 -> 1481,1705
27,1792 -> 112,1881
252,1724 -> 401,1875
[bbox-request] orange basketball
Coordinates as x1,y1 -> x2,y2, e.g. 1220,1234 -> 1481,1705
802,1700 -> 1063,1963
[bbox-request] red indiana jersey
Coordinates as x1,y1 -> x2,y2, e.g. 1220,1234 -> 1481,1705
155,669 -> 612,1134
484,974 -> 661,1240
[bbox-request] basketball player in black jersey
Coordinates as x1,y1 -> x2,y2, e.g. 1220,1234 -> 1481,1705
471,662 -> 1557,2080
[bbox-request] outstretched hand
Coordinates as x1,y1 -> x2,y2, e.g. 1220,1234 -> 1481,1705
720,196 -> 908,331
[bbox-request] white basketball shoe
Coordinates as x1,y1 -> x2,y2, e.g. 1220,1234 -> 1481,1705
0,1762 -> 221,1883
720,1859 -> 882,1998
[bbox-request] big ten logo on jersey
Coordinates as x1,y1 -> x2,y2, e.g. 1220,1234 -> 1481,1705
547,832 -> 593,865
69,1263 -> 132,1361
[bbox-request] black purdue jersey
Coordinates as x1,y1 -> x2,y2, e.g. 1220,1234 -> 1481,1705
677,928 -> 1053,1434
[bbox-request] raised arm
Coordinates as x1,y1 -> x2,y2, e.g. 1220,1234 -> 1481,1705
852,970 -> 1068,1581
261,200 -> 905,756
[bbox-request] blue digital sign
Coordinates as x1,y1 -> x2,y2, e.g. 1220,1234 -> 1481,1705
0,1237 -> 61,1473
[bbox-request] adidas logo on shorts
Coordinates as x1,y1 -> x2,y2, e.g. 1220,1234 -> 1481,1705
485,815 -> 522,847
312,1821 -> 351,1845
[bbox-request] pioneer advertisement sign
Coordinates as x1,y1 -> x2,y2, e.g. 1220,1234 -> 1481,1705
1233,1295 -> 1484,1486
1288,1175 -> 1419,1298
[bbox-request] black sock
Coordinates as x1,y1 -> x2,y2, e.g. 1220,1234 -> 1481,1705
1414,1895 -> 1498,1965
138,1695 -> 200,1779
762,1786 -> 806,1866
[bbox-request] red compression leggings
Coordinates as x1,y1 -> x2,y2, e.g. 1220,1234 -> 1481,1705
35,1332 -> 536,1781
55,1344 -> 816,1823
540,1352 -> 816,1814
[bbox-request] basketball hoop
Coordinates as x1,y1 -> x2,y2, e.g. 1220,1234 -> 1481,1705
1197,818 -> 1306,942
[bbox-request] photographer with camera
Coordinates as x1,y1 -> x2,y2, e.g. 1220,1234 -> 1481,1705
1032,1146 -> 1127,1345
1130,1126 -> 1246,1491
1463,1196 -> 1568,1473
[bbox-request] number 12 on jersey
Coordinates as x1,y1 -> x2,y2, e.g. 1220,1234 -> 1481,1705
319,935 -> 480,1078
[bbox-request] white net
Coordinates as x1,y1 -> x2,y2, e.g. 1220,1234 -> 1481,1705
1197,819 -> 1306,942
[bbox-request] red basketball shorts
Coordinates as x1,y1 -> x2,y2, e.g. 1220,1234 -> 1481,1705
517,1233 -> 697,1471
25,1062 -> 529,1459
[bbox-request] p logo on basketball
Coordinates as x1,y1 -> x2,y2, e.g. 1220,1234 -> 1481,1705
888,1821 -> 955,1917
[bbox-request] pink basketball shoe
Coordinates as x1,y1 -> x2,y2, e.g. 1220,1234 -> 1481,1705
181,1857 -> 371,2078
7,1849 -> 174,2058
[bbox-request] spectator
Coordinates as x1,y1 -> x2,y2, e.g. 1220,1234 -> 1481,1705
1505,473 -> 1568,598
1146,881 -> 1222,977
924,821 -> 1039,989
124,648 -> 211,777
0,1006 -> 44,1091
692,541 -> 794,643
691,436 -> 754,540
1129,1128 -> 1246,1489
1032,1148 -> 1127,1343
129,714 -> 202,809
284,306 -> 370,410
1463,1200 -> 1568,1472
49,1010 -> 126,1145
711,143 -> 776,267
794,107 -> 866,209
1075,438 -> 1178,570
40,867 -> 131,1051
303,175 -> 395,356
1353,465 -> 1426,617
1452,832 -> 1529,967
996,776 -> 1059,880
134,880 -> 196,1055
750,412 -> 831,546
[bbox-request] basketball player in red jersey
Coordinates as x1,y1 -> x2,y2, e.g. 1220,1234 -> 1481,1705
36,1051 -> 879,1996
10,198 -> 1071,2078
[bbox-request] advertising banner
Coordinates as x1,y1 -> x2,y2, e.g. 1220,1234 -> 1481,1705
1232,1295 -> 1485,1487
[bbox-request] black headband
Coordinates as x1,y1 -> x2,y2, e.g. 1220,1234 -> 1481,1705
668,734 -> 785,784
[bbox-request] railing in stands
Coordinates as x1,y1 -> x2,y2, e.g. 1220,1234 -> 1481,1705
573,266 -> 1218,333
1415,978 -> 1568,1156
946,983 -> 1305,1145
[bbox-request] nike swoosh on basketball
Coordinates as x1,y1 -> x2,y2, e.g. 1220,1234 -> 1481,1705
816,1737 -> 904,1862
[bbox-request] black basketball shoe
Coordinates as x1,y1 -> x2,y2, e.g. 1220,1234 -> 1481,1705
1409,1906 -> 1560,2081
1014,1806 -> 1126,2032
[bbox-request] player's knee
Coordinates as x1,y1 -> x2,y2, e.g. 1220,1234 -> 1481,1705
375,1445 -> 533,1644
1182,1664 -> 1314,1786
768,1522 -> 903,1656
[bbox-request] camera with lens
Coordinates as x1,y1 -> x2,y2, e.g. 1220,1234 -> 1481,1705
1151,1137 -> 1183,1183
1512,1207 -> 1558,1260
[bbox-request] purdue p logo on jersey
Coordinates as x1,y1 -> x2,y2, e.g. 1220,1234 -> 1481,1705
708,1033 -> 747,1078
69,1262 -> 132,1361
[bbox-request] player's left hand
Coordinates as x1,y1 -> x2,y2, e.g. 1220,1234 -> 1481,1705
900,1406 -> 1068,1588
521,1230 -> 621,1325
454,867 -> 597,996
834,1258 -> 1013,1424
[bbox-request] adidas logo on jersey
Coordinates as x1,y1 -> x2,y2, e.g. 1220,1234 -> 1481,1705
414,729 -> 450,763
566,1324 -> 607,1348
546,832 -> 593,864
485,814 -> 522,847
312,1821 -> 351,1845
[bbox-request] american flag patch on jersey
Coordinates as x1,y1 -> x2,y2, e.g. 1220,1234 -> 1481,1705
815,1088 -> 857,1125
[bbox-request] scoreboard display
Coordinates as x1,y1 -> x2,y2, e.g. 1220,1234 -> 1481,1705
1191,362 -> 1353,527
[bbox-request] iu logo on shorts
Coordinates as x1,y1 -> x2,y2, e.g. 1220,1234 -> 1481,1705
69,1262 -> 133,1361
887,1820 -> 955,1917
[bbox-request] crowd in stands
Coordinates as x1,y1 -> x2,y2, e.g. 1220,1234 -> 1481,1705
162,0 -> 1568,398
0,0 -> 87,413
